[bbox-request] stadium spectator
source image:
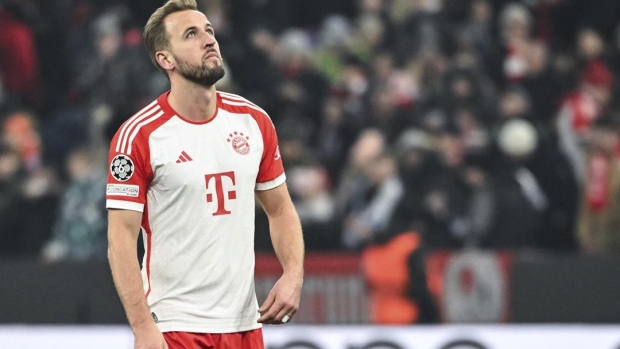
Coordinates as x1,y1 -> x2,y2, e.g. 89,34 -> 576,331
498,2 -> 536,85
477,119 -> 546,248
336,129 -> 404,250
577,117 -> 620,254
0,141 -> 25,257
386,128 -> 439,242
520,41 -> 566,123
0,112 -> 59,257
288,163 -> 339,250
68,9 -> 154,142
416,124 -> 469,249
341,151 -> 404,250
556,60 -> 614,181
41,146 -> 107,262
314,96 -> 361,182
362,231 -> 439,324
0,4 -> 41,108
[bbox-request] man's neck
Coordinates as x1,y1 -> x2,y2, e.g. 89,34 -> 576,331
168,79 -> 218,122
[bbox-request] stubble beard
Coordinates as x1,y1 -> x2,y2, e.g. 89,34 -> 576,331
175,54 -> 226,88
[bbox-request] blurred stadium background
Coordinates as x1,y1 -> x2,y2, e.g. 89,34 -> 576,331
1,0 -> 620,348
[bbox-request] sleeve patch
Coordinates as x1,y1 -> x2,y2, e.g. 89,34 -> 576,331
107,184 -> 140,197
110,154 -> 135,181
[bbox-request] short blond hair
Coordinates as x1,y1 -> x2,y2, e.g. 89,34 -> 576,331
144,0 -> 198,74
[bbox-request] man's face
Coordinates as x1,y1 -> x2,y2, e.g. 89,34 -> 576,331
163,10 -> 225,87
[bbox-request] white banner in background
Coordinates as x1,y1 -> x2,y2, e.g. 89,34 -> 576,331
264,325 -> 620,349
1,325 -> 620,349
0,325 -> 134,349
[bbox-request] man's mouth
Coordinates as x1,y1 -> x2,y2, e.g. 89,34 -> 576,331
204,52 -> 219,60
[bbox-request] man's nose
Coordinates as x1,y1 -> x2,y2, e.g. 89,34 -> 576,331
203,32 -> 216,47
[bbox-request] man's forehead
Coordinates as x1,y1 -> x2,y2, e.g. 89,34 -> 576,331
164,10 -> 210,33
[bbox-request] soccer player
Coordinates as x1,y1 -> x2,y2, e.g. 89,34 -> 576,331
105,1 -> 305,348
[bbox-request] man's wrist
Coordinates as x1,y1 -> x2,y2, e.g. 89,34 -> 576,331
130,317 -> 158,334
283,269 -> 304,281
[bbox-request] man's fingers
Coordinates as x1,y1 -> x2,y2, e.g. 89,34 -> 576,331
258,302 -> 297,324
257,304 -> 283,323
275,308 -> 296,324
257,291 -> 281,323
258,291 -> 275,313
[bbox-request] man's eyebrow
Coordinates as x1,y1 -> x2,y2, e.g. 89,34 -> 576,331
182,25 -> 198,36
182,23 -> 213,36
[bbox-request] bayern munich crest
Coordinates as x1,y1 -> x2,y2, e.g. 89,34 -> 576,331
110,154 -> 135,181
227,131 -> 250,155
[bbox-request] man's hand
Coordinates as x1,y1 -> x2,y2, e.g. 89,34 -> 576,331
134,323 -> 168,349
257,273 -> 303,324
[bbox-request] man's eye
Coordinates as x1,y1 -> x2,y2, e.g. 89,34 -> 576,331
187,32 -> 196,38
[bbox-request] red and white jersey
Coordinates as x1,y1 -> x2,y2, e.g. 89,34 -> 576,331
106,91 -> 285,333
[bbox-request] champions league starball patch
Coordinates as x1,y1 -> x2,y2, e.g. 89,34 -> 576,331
110,154 -> 135,181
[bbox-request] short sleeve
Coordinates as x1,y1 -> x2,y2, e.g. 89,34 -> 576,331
255,114 -> 285,191
106,129 -> 153,212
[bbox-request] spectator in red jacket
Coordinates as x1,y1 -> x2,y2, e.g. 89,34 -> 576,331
0,6 -> 40,107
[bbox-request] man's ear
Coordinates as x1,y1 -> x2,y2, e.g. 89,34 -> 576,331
156,51 -> 175,71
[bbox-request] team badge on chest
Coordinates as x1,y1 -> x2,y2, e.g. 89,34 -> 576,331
227,131 -> 250,155
110,154 -> 134,181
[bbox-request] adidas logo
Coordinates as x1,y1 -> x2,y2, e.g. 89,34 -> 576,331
176,151 -> 193,163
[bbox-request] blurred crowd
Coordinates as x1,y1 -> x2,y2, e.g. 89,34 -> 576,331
2,0 -> 620,262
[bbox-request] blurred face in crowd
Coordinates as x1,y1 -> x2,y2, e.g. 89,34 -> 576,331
323,98 -> 344,126
439,133 -> 464,167
451,76 -> 473,99
350,129 -> 385,170
499,91 -> 529,119
372,53 -> 394,81
525,41 -> 549,75
399,148 -> 427,178
161,10 -> 225,87
2,112 -> 41,161
471,0 -> 491,22
500,4 -> 532,44
67,150 -> 94,181
364,154 -> 396,184
584,83 -> 612,107
279,138 -> 304,164
589,126 -> 618,155
359,0 -> 383,14
578,29 -> 604,61
96,32 -> 122,61
290,165 -> 329,200
462,165 -> 486,188
0,148 -> 20,182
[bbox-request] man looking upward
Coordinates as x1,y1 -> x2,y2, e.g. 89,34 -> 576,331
105,1 -> 305,348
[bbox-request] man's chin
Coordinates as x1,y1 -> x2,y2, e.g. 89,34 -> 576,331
189,71 -> 225,87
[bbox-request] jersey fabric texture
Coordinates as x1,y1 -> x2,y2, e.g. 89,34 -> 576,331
106,91 -> 285,333
163,328 -> 264,349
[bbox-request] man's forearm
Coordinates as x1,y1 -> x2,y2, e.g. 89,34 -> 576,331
108,236 -> 154,332
269,206 -> 305,277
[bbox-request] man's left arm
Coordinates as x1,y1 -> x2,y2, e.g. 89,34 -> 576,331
255,183 -> 304,324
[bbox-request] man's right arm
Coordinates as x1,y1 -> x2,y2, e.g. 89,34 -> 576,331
108,209 -> 167,349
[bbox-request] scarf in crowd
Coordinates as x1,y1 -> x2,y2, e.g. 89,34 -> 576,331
586,154 -> 610,211
566,92 -> 598,135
